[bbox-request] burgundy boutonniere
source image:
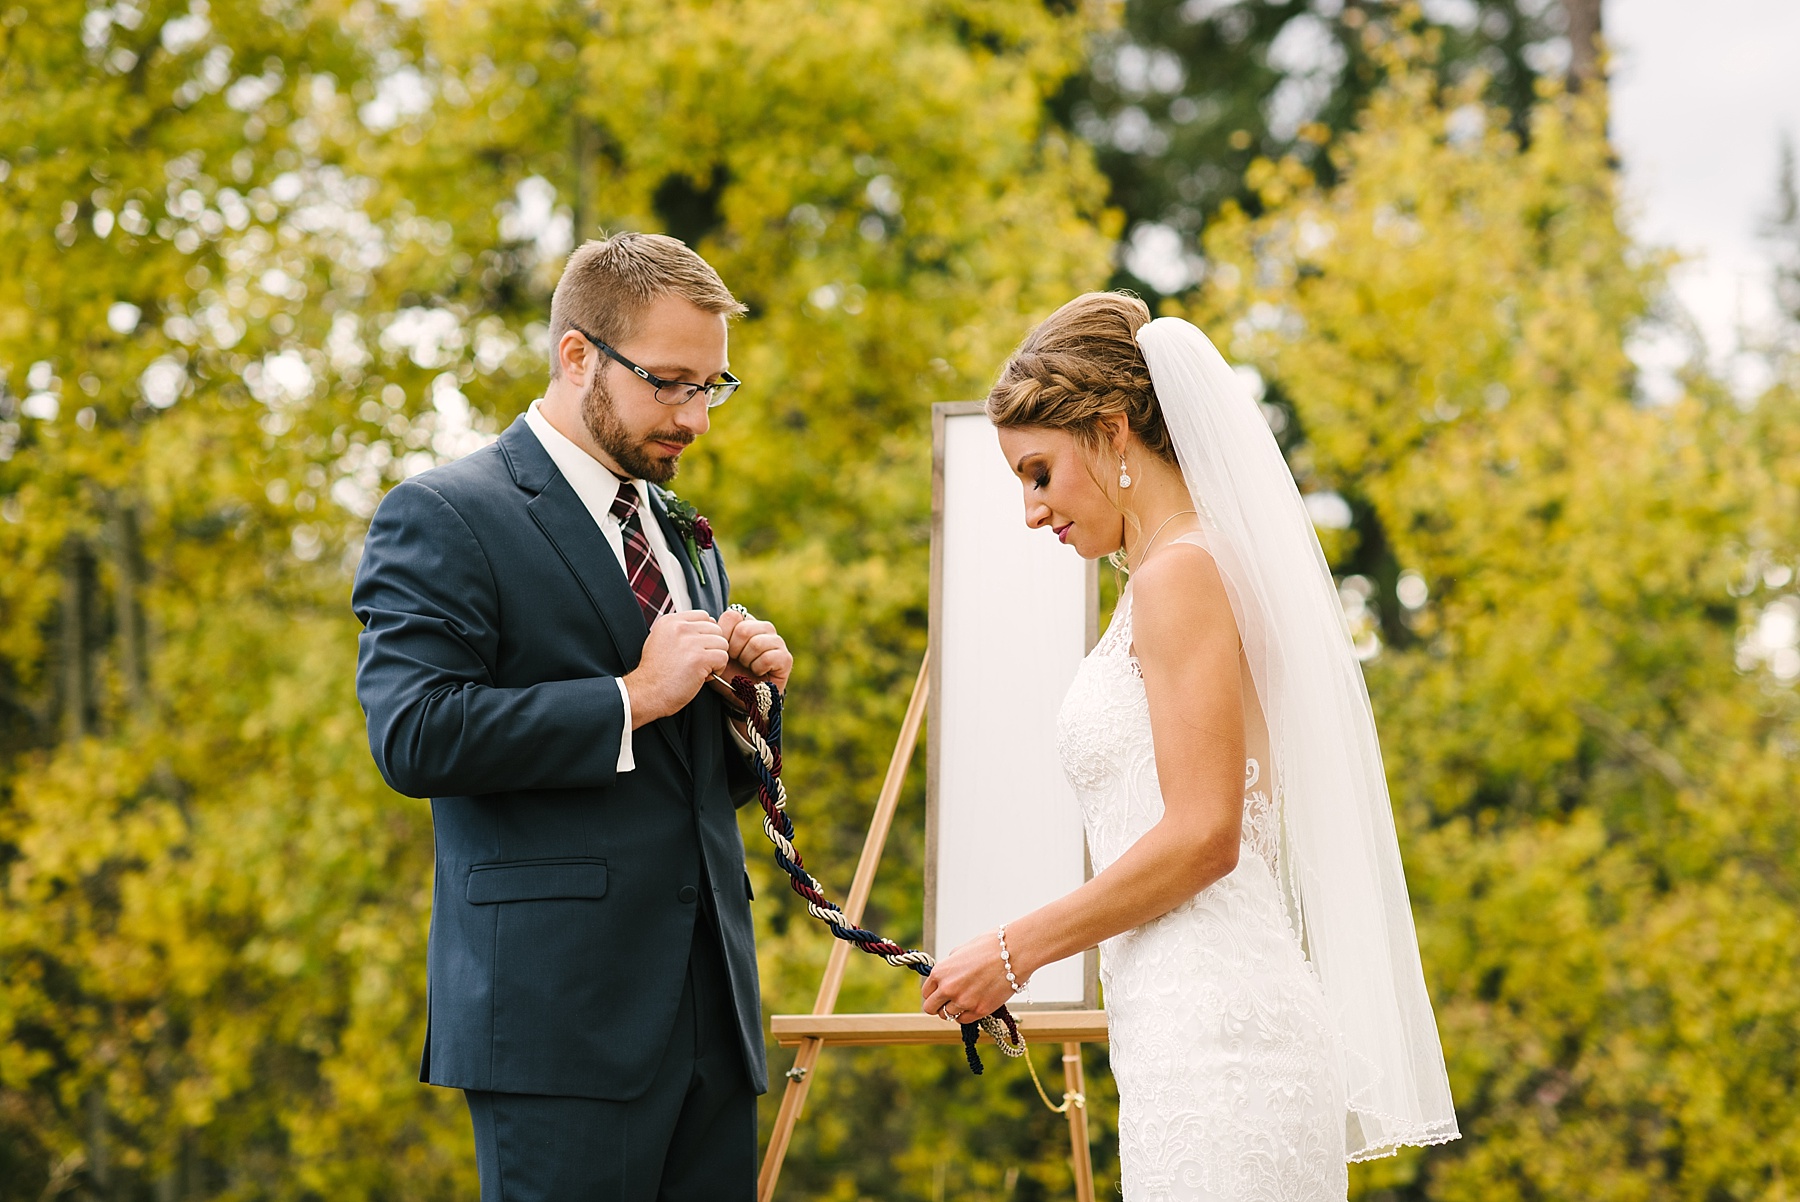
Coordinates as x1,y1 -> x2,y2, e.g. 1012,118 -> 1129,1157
661,490 -> 712,586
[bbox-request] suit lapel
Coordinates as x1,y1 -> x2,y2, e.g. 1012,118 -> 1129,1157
503,420 -> 693,778
648,486 -> 717,617
648,486 -> 727,785
526,478 -> 648,661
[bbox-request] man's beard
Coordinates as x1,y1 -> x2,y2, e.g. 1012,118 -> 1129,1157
581,372 -> 692,484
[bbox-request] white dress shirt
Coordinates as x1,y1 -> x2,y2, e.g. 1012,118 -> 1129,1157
524,399 -> 694,773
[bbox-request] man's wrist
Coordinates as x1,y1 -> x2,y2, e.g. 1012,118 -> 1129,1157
620,671 -> 656,729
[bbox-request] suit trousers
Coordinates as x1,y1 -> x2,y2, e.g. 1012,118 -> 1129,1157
465,913 -> 757,1201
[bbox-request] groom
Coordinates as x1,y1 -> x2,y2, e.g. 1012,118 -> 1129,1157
353,232 -> 788,1200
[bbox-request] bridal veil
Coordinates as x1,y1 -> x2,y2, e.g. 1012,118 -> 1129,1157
1135,316 -> 1460,1160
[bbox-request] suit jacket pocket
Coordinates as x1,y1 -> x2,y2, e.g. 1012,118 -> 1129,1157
466,857 -> 608,904
475,854 -> 665,1094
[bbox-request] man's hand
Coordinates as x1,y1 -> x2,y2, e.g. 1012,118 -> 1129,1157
717,609 -> 794,693
623,611 -> 729,727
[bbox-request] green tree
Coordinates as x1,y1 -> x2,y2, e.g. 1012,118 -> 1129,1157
0,3 -> 454,1197
1195,35 -> 1800,1200
21,3 -> 1796,1200
1060,0 -> 1580,301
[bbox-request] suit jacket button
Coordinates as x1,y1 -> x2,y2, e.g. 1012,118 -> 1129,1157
678,885 -> 698,904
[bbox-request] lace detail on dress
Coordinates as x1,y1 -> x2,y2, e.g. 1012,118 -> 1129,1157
1058,589 -> 1348,1201
1091,594 -> 1144,678
1242,758 -> 1279,879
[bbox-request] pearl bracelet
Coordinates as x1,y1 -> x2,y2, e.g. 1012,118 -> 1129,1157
997,924 -> 1028,999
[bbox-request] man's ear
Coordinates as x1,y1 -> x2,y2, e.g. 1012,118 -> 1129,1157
557,330 -> 592,388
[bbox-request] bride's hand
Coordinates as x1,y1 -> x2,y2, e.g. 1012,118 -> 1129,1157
919,928 -> 1018,1023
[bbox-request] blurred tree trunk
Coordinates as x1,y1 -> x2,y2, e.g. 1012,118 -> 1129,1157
108,498 -> 146,722
59,535 -> 88,742
1566,0 -> 1603,88
86,1088 -> 111,1199
1766,135 -> 1800,335
573,115 -> 602,245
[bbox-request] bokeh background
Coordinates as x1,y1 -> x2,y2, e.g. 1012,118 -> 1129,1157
3,0 -> 1798,1198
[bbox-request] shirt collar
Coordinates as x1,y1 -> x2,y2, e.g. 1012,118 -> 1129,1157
523,398 -> 650,515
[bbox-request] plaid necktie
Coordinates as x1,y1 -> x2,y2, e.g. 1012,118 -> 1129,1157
610,479 -> 674,627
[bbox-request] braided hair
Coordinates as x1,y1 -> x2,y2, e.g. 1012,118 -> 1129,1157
985,292 -> 1178,467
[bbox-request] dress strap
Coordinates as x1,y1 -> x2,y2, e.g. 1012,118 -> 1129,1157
1094,585 -> 1134,658
1166,529 -> 1212,553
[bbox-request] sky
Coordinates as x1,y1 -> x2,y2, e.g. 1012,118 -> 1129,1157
1607,0 -> 1800,396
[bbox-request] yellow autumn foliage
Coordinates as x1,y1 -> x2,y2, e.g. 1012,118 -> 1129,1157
1197,39 -> 1800,1201
4,5 -> 1798,1201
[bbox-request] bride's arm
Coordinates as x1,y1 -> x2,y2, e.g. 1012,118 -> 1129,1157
921,542 -> 1247,1021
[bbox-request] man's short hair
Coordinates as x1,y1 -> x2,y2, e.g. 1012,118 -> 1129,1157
547,232 -> 747,379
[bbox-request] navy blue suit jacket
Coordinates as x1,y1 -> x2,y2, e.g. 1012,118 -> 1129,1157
352,417 -> 767,1100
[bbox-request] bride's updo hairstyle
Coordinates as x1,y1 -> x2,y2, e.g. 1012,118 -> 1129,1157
985,291 -> 1178,469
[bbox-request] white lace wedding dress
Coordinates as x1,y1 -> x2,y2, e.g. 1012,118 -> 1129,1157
1058,558 -> 1349,1201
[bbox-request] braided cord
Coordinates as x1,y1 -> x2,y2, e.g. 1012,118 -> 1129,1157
730,672 -> 1026,1073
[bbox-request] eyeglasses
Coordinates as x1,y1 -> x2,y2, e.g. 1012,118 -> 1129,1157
570,325 -> 741,409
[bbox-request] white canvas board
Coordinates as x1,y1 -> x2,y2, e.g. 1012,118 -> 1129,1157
927,406 -> 1095,1008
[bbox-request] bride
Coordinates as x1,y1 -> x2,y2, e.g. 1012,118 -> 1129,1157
921,293 -> 1459,1199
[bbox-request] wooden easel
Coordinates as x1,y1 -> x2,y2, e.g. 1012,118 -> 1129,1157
756,655 -> 1105,1202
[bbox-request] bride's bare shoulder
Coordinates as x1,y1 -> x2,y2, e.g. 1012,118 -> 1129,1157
1129,539 -> 1240,660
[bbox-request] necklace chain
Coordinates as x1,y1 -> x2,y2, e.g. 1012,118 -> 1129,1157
1129,508 -> 1199,571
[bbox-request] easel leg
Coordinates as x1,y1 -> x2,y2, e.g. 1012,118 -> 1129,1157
1063,1042 -> 1094,1202
757,1037 -> 821,1202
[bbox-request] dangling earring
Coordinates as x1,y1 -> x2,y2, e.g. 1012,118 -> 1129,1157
1118,456 -> 1132,488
